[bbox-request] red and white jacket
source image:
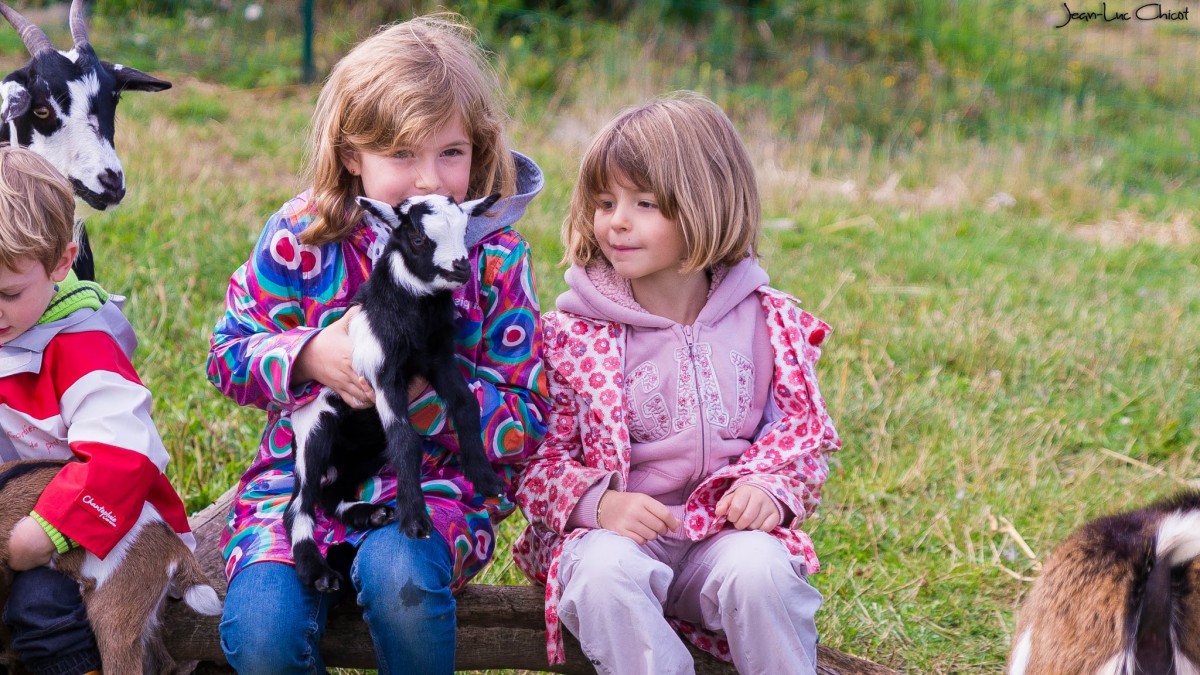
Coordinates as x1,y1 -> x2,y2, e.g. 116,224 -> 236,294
513,274 -> 841,664
0,300 -> 191,558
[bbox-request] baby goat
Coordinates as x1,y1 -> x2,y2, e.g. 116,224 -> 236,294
0,459 -> 221,675
1008,492 -> 1200,675
286,193 -> 506,593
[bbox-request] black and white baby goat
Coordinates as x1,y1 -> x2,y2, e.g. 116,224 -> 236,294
285,193 -> 506,593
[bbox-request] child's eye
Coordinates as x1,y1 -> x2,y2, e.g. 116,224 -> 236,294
0,291 -> 20,301
596,199 -> 614,210
638,200 -> 658,209
442,147 -> 466,157
392,149 -> 415,159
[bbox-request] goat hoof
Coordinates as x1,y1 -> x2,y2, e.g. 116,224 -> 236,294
369,506 -> 395,527
473,475 -> 506,499
399,516 -> 433,539
314,571 -> 343,594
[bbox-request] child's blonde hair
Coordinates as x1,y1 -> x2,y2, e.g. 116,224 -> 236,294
300,13 -> 515,246
0,145 -> 75,273
564,91 -> 761,272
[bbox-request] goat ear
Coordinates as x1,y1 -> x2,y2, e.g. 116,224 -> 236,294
0,79 -> 31,124
356,196 -> 401,228
106,62 -> 171,92
462,193 -> 501,217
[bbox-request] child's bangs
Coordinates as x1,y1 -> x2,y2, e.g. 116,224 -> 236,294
581,132 -> 653,207
362,88 -> 472,155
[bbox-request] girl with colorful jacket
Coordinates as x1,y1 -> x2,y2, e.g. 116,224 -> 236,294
513,92 -> 841,674
205,15 -> 548,674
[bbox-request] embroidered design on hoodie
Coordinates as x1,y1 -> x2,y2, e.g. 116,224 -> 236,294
628,345 -> 755,439
673,340 -> 729,432
625,362 -> 669,442
730,350 -> 754,434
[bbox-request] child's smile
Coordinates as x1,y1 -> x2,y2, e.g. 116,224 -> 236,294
593,181 -> 686,285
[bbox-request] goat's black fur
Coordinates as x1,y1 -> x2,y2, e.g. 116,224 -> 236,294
285,193 -> 506,593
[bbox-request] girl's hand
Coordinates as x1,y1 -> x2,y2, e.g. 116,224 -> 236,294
596,491 -> 680,545
715,486 -> 781,532
7,517 -> 56,571
294,307 -> 376,409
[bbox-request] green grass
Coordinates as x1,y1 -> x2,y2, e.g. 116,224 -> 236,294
1,2 -> 1198,672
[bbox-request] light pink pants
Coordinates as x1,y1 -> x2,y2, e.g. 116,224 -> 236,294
557,528 -> 821,675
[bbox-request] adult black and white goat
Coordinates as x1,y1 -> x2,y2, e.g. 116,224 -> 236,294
0,0 -> 171,279
1008,492 -> 1200,675
285,193 -> 507,593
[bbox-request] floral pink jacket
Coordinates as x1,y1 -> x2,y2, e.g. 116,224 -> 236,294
513,285 -> 841,663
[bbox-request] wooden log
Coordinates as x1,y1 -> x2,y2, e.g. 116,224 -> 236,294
161,489 -> 895,674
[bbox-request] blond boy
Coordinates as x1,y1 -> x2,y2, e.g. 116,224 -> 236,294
0,145 -> 192,675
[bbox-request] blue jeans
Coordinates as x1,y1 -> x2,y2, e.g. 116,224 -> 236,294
2,567 -> 102,675
220,527 -> 456,674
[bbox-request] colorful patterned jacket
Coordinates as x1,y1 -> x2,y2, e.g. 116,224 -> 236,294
513,284 -> 840,663
206,152 -> 549,586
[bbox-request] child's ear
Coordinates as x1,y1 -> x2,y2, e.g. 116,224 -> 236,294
51,242 -> 79,282
341,149 -> 362,178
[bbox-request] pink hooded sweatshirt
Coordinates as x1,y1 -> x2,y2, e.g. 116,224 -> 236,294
559,258 -> 786,529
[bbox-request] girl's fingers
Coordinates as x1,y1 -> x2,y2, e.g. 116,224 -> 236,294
740,500 -> 765,529
648,515 -> 670,535
357,376 -> 376,402
743,503 -> 768,530
725,491 -> 748,525
760,511 -> 781,531
625,524 -> 653,545
631,518 -> 656,538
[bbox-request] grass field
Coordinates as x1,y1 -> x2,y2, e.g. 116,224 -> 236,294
2,2 -> 1199,672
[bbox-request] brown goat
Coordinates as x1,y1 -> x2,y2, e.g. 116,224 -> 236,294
0,460 -> 221,675
1008,492 -> 1200,675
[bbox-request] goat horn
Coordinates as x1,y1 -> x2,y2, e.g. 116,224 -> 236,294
0,2 -> 55,56
69,0 -> 90,50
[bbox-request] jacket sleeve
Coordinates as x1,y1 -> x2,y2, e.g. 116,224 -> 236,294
205,213 -> 332,412
699,302 -> 841,529
516,313 -> 617,536
32,332 -> 172,559
417,234 -> 551,496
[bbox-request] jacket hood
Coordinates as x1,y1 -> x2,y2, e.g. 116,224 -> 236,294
0,299 -> 136,377
465,150 -> 544,247
557,256 -> 770,328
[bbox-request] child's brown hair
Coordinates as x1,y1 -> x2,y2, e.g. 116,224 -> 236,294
564,91 -> 761,272
0,145 -> 75,273
300,13 -> 515,246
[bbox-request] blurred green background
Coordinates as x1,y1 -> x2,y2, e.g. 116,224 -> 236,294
2,1 -> 1197,672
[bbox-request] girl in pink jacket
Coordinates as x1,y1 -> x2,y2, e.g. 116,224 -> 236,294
514,92 -> 841,674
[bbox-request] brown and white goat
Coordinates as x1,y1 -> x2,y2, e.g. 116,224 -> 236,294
0,460 -> 221,675
1009,492 -> 1200,675
0,0 -> 172,280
